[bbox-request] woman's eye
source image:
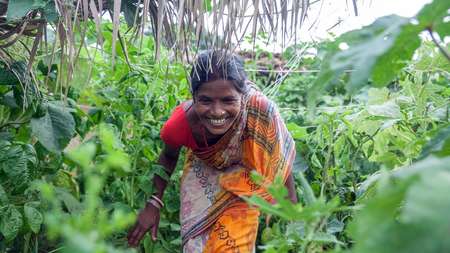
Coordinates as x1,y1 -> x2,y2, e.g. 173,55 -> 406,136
199,99 -> 211,104
223,98 -> 238,104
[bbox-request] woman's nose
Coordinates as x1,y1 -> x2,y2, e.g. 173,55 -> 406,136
211,103 -> 226,117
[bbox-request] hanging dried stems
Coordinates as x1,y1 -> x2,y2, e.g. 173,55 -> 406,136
0,0 -> 342,93
75,0 -> 320,64
0,0 -> 325,63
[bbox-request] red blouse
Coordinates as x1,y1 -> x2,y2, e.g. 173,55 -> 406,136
160,102 -> 199,150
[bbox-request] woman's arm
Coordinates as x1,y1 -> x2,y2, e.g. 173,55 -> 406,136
153,144 -> 181,199
128,144 -> 180,247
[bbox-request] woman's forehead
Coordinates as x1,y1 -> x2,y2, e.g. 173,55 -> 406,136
196,79 -> 240,95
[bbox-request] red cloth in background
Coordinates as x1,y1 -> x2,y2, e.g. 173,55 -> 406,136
160,102 -> 199,150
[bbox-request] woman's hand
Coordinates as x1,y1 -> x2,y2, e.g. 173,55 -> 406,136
127,204 -> 160,247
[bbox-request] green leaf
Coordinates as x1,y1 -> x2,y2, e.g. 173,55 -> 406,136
334,15 -> 413,91
0,66 -> 20,85
416,0 -> 450,29
418,125 -> 450,159
6,0 -> 45,21
434,20 -> 450,39
41,1 -> 58,22
0,141 -> 36,191
0,184 -> 8,205
122,0 -> 139,27
366,101 -> 401,118
371,24 -> 422,86
348,156 -> 450,253
66,142 -> 97,169
297,172 -> 316,205
307,62 -> 335,110
31,101 -> 76,153
0,205 -> 23,241
286,123 -> 308,140
308,15 -> 420,108
1,91 -> 20,108
243,195 -> 289,219
169,223 -> 180,231
55,187 -> 82,214
327,219 -> 345,234
415,0 -> 450,40
311,232 -> 343,245
204,0 -> 212,12
367,88 -> 390,105
53,169 -> 80,199
347,178 -> 411,253
24,204 -> 43,233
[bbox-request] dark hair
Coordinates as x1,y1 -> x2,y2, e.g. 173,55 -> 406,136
190,50 -> 248,95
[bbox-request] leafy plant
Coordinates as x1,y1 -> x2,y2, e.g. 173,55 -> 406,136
307,0 -> 449,108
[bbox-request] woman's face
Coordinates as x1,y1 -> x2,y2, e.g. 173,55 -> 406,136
193,79 -> 242,137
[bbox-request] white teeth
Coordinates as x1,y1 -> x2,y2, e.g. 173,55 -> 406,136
209,118 -> 226,126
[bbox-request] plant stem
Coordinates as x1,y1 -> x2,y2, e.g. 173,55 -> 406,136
427,27 -> 450,62
23,233 -> 31,253
47,246 -> 65,253
298,171 -> 317,205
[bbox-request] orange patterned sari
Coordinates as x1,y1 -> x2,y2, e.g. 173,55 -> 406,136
180,87 -> 295,252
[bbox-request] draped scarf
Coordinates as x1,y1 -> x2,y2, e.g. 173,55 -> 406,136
179,86 -> 295,251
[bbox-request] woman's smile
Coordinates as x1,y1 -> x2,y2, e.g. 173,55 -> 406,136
208,117 -> 228,126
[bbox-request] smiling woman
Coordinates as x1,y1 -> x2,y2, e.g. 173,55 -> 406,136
193,79 -> 242,137
127,50 -> 298,252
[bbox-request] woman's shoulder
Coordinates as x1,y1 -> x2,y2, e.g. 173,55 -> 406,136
247,89 -> 276,115
160,101 -> 192,148
166,100 -> 193,120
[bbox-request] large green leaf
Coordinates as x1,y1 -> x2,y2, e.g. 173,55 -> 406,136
417,0 -> 450,30
0,140 -> 37,191
31,101 -> 75,153
24,204 -> 43,233
348,156 -> 450,253
286,123 -> 308,140
307,15 -> 417,108
370,24 -> 422,86
366,101 -> 401,118
0,205 -> 23,241
0,62 -> 28,86
121,0 -> 139,27
6,0 -> 46,21
0,67 -> 20,86
434,19 -> 450,39
399,170 -> 450,251
334,16 -> 413,91
418,125 -> 450,159
55,187 -> 82,214
307,0 -> 450,109
41,1 -> 58,22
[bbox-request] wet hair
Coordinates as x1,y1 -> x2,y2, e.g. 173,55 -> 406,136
190,50 -> 248,96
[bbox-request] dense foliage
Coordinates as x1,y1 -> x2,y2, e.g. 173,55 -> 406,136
0,0 -> 449,252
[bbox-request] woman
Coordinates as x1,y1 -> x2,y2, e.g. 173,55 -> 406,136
128,50 -> 297,252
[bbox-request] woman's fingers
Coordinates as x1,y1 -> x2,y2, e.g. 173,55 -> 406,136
131,225 -> 142,241
128,229 -> 137,246
151,218 -> 159,241
135,226 -> 149,245
129,225 -> 145,247
127,209 -> 159,247
127,223 -> 138,240
129,222 -> 157,246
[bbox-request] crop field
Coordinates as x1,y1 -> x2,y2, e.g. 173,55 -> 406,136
0,0 -> 449,252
